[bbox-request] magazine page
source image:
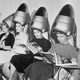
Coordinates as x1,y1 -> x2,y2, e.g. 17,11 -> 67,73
26,43 -> 39,54
54,52 -> 77,66
41,51 -> 77,66
40,52 -> 55,63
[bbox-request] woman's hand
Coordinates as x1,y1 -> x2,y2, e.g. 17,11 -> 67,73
37,46 -> 43,53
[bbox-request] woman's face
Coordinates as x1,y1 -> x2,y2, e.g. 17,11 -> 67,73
33,29 -> 43,39
2,24 -> 9,33
56,32 -> 68,44
16,23 -> 23,33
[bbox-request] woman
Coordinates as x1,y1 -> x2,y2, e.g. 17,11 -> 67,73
31,28 -> 51,52
0,22 -> 15,65
9,25 -> 51,80
0,22 -> 15,50
24,6 -> 79,79
3,5 -> 51,80
0,21 -> 15,80
2,3 -> 32,80
24,30 -> 78,80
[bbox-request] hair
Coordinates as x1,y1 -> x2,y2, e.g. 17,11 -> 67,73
2,22 -> 9,29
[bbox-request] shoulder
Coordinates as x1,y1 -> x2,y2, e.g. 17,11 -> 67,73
43,37 -> 51,42
67,43 -> 76,49
52,43 -> 60,47
9,32 -> 14,36
67,43 -> 77,52
48,43 -> 59,52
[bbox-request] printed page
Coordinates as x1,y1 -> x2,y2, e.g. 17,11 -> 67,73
41,51 -> 77,66
40,52 -> 55,63
54,52 -> 77,66
27,43 -> 38,54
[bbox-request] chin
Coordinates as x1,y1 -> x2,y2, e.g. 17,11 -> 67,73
36,37 -> 40,39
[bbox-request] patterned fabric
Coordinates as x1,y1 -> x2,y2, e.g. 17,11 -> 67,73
13,31 -> 28,54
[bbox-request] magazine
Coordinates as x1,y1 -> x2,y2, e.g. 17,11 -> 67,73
54,52 -> 77,66
41,51 -> 77,66
40,51 -> 55,63
26,42 -> 39,54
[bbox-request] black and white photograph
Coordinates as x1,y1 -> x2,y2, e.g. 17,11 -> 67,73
0,0 -> 80,80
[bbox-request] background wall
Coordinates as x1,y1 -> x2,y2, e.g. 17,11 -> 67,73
0,0 -> 80,47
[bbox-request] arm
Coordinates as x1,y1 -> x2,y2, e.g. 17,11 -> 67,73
70,46 -> 78,64
2,46 -> 11,51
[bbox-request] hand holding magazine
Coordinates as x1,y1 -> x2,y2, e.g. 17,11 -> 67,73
26,42 -> 39,54
25,43 -> 77,66
54,52 -> 77,66
40,51 -> 77,66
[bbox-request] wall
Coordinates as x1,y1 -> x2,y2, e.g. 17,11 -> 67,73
0,0 -> 80,47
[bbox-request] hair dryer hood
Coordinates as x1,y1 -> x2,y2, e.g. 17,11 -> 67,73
31,7 -> 50,32
13,3 -> 31,26
3,14 -> 15,28
52,4 -> 75,36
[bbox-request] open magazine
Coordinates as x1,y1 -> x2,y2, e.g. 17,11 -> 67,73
26,42 -> 39,54
54,52 -> 77,66
41,51 -> 77,66
26,42 -> 44,60
26,43 -> 77,66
